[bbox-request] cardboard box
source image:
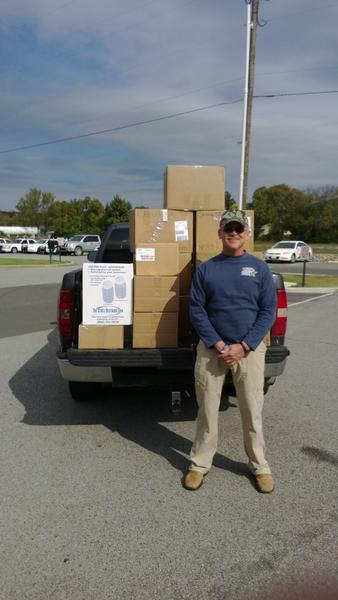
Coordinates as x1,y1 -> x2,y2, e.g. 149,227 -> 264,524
178,253 -> 193,296
129,208 -> 193,254
195,209 -> 254,262
196,210 -> 224,256
134,276 -> 179,312
78,324 -> 124,349
178,296 -> 193,346
82,263 -> 133,325
164,165 -> 225,210
263,331 -> 270,347
195,253 -> 216,266
132,312 -> 178,348
134,243 -> 179,276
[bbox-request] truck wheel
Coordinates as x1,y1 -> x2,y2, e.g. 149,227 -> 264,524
11,247 -> 18,253
290,254 -> 296,263
74,246 -> 83,256
68,381 -> 102,401
264,377 -> 276,395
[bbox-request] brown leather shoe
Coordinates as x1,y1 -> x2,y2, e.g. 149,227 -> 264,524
183,470 -> 204,491
255,473 -> 274,493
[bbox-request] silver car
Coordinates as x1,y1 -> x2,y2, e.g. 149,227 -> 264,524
64,234 -> 101,256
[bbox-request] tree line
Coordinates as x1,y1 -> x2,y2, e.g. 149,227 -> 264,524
1,184 -> 338,242
0,190 -> 134,238
249,184 -> 338,242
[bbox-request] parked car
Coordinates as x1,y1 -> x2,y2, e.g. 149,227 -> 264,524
63,234 -> 101,256
265,240 -> 313,263
0,238 -> 12,252
26,238 -> 47,253
1,238 -> 37,253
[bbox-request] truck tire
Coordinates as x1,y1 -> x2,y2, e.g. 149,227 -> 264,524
68,381 -> 102,401
74,246 -> 83,256
11,247 -> 18,253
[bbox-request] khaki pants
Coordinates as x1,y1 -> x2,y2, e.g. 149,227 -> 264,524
190,341 -> 271,475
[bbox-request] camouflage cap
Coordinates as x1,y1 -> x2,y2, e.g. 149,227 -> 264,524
219,209 -> 249,229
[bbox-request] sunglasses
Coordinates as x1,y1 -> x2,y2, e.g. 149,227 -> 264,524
223,223 -> 245,234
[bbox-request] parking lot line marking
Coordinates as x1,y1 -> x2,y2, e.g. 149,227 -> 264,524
288,291 -> 335,307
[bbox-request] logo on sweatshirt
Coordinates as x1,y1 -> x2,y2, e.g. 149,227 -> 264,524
241,267 -> 257,277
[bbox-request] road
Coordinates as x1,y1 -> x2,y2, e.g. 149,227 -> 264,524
0,264 -> 337,600
268,260 -> 338,276
2,251 -> 338,275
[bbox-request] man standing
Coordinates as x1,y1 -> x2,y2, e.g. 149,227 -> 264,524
184,209 -> 277,493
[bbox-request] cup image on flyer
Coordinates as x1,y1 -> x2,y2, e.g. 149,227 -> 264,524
102,279 -> 114,303
82,263 -> 133,325
114,276 -> 127,299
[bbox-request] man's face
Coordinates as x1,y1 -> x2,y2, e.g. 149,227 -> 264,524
218,221 -> 249,254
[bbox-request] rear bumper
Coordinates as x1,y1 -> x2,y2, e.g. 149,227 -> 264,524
57,345 -> 289,383
264,345 -> 290,377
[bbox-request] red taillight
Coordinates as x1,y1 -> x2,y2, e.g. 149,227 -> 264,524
57,289 -> 75,338
270,288 -> 287,338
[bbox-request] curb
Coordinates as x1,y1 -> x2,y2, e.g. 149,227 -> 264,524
285,286 -> 338,294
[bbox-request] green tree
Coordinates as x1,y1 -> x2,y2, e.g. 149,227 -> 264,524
0,210 -> 16,226
252,184 -> 314,240
14,188 -> 56,231
40,192 -> 55,232
46,201 -> 69,237
224,191 -> 238,210
100,195 -> 132,231
15,188 -> 42,226
80,196 -> 105,233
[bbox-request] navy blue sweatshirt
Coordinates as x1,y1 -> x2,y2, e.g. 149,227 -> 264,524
189,252 -> 277,350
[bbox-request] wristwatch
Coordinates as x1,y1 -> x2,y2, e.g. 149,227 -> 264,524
240,341 -> 250,354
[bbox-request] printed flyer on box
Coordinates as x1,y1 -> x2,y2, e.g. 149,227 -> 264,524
82,263 -> 134,325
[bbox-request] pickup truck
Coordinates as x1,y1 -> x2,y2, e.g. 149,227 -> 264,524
56,223 -> 290,404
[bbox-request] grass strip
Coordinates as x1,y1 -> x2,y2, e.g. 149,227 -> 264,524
281,273 -> 338,287
0,258 -> 72,266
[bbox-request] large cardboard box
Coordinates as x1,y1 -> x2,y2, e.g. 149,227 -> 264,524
134,243 -> 179,276
178,296 -> 193,347
82,263 -> 133,325
132,312 -> 178,348
134,276 -> 179,312
195,209 -> 254,262
178,252 -> 193,296
129,208 -> 193,254
196,210 -> 224,257
164,165 -> 225,210
78,324 -> 124,349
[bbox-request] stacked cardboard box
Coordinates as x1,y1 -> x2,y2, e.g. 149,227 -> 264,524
78,323 -> 124,349
131,209 -> 182,348
163,165 -> 226,346
129,209 -> 194,260
164,165 -> 225,210
79,165 -> 255,350
129,166 -> 255,349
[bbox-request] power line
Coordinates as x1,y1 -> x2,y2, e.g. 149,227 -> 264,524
0,99 -> 243,155
1,89 -> 338,156
255,90 -> 338,99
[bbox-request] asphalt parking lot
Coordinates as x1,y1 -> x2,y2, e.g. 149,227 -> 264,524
1,260 -> 338,600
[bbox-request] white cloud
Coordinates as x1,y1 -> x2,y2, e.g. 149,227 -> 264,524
1,0 -> 338,210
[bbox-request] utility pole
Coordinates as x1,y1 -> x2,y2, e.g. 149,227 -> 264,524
239,0 -> 259,210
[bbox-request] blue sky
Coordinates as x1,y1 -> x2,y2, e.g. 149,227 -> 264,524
1,0 -> 337,211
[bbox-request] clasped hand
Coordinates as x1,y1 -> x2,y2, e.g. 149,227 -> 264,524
218,343 -> 245,367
